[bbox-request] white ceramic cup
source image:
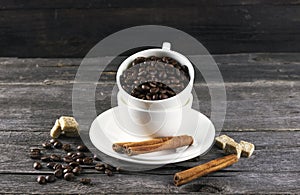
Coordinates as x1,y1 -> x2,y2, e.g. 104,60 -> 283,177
115,42 -> 195,137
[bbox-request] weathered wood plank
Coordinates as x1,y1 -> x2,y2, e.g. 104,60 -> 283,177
0,131 -> 298,174
1,53 -> 300,83
0,3 -> 300,57
0,172 -> 298,193
0,81 -> 299,132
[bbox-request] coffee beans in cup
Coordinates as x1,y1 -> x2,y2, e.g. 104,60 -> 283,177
120,56 -> 190,100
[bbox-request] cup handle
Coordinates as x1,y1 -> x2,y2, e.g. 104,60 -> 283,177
162,42 -> 171,50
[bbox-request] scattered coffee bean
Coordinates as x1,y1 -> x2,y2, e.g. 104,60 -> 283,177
77,145 -> 88,152
63,168 -> 72,174
47,162 -> 56,169
50,154 -> 61,162
76,158 -> 83,164
62,164 -> 72,170
76,152 -> 85,158
72,166 -> 82,175
105,169 -> 113,176
49,139 -> 57,144
42,142 -> 52,149
53,141 -> 63,149
93,154 -> 100,161
30,148 -> 41,153
37,176 -> 47,184
30,153 -> 41,160
62,144 -> 72,152
69,162 -> 80,168
33,162 -> 42,170
54,169 -> 63,178
45,175 -> 56,183
67,152 -> 75,157
83,157 -> 93,165
53,163 -> 62,170
63,156 -> 73,163
80,178 -> 91,185
95,163 -> 105,171
41,156 -> 51,162
64,173 -> 75,181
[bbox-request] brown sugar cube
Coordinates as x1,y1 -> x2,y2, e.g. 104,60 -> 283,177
59,116 -> 79,133
50,119 -> 62,138
224,140 -> 242,159
240,140 -> 255,158
215,135 -> 235,149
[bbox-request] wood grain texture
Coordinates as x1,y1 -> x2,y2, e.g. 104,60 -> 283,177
0,54 -> 299,193
0,1 -> 300,57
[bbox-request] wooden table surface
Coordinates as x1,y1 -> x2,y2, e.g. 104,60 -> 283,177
0,53 -> 299,194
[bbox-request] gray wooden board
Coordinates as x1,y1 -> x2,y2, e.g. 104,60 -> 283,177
0,54 -> 299,193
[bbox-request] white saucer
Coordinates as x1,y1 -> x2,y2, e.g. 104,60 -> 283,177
89,107 -> 215,165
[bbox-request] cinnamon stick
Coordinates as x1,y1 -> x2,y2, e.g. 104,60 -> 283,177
125,135 -> 193,156
112,137 -> 173,153
174,154 -> 238,186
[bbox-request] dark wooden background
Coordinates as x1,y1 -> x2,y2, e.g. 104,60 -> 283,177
1,0 -> 300,57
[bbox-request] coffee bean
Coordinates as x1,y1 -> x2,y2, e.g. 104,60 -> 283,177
104,164 -> 115,171
105,169 -> 113,176
93,154 -> 100,161
80,178 -> 91,185
30,153 -> 41,160
33,162 -> 42,170
83,157 -> 93,165
47,162 -> 56,169
45,175 -> 56,183
30,148 -> 41,153
67,152 -> 75,157
37,176 -> 46,184
63,156 -> 73,163
50,154 -> 61,162
63,168 -> 72,174
49,139 -> 57,144
72,166 -> 82,175
53,141 -> 62,149
76,152 -> 85,158
77,145 -> 88,152
69,162 -> 80,168
53,163 -> 62,170
149,87 -> 159,94
42,142 -> 52,149
76,158 -> 84,164
62,164 -> 72,170
64,173 -> 75,181
54,169 -> 63,178
62,144 -> 72,152
95,165 -> 104,171
41,156 -> 51,162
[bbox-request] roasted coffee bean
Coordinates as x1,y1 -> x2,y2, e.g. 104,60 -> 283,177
83,157 -> 93,165
95,165 -> 104,171
76,152 -> 85,158
50,154 -> 61,162
37,176 -> 47,184
53,141 -> 62,149
30,153 -> 41,160
42,142 -> 52,149
49,139 -> 57,144
30,148 -> 41,153
53,163 -> 62,170
72,166 -> 82,175
80,178 -> 91,185
67,152 -> 75,157
47,162 -> 56,169
63,156 -> 73,163
62,164 -> 72,170
105,169 -> 113,176
33,162 -> 42,170
41,156 -> 51,162
77,145 -> 88,152
45,175 -> 56,183
62,144 -> 72,152
64,173 -> 75,181
54,169 -> 63,178
93,154 -> 100,161
76,158 -> 84,164
63,168 -> 72,174
69,162 -> 80,168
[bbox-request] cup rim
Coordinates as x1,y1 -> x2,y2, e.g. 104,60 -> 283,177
116,46 -> 195,104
